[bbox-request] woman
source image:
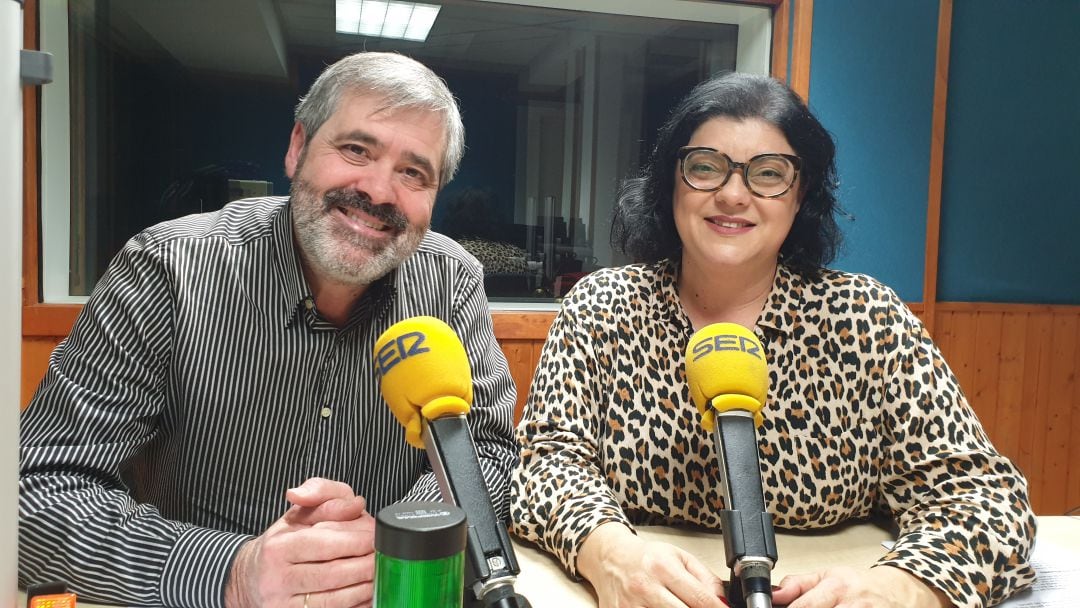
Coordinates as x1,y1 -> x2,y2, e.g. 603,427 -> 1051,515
509,73 -> 1035,608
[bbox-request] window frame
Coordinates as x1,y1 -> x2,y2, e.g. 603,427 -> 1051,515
21,0 -> 805,338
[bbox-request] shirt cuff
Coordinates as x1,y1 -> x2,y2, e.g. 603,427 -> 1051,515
160,526 -> 254,608
546,497 -> 634,578
875,532 -> 1035,608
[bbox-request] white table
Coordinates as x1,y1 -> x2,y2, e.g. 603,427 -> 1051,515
20,517 -> 1078,607
513,517 -> 895,604
513,516 -> 1079,606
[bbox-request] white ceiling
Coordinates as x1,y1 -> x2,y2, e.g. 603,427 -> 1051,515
111,0 -> 289,77
107,0 -> 747,80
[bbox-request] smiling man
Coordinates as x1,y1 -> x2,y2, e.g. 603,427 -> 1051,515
19,52 -> 518,608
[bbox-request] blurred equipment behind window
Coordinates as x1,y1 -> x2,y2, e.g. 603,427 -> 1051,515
40,0 -> 762,302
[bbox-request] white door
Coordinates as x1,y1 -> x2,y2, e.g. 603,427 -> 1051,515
1,0 -> 25,601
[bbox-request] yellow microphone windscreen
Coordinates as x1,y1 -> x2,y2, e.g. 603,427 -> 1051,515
375,316 -> 473,448
685,322 -> 768,430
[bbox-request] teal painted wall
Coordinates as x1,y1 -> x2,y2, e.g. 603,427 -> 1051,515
807,0 -> 1080,305
938,0 -> 1080,304
807,0 -> 939,301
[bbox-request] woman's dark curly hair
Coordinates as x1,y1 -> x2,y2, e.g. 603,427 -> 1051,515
611,72 -> 841,276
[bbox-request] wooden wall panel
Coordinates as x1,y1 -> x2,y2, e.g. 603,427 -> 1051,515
789,0 -> 814,101
1022,312 -> 1054,512
1069,317 -> 1080,512
770,0 -> 791,83
920,0 -> 953,336
21,336 -> 63,409
934,305 -> 1080,516
491,306 -> 1080,517
498,339 -> 540,423
993,313 -> 1026,458
931,309 -> 954,355
21,305 -> 1080,515
942,311 -> 978,394
1042,314 -> 1077,515
492,312 -> 555,422
971,312 -> 1003,432
491,311 -> 555,341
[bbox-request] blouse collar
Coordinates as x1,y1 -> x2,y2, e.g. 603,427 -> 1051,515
656,258 -> 804,338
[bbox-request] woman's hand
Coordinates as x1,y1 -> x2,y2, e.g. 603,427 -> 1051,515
577,522 -> 728,608
772,565 -> 952,608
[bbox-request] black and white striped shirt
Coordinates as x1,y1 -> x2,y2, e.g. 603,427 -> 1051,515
19,197 -> 518,607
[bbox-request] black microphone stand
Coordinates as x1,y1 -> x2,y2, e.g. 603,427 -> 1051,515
713,411 -> 777,608
424,416 -> 533,608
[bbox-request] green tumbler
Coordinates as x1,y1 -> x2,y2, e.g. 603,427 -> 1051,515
374,501 -> 467,608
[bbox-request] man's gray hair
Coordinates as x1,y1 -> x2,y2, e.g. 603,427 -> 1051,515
295,52 -> 465,187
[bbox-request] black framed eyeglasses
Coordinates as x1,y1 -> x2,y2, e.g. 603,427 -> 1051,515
677,146 -> 802,198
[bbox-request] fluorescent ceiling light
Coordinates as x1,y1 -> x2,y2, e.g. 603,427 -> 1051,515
336,0 -> 442,42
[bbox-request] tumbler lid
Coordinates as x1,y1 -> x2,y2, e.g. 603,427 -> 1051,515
376,501 -> 468,561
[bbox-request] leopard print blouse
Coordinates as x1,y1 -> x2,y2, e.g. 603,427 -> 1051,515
510,259 -> 1036,608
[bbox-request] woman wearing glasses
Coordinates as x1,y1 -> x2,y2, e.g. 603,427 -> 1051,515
509,73 -> 1035,608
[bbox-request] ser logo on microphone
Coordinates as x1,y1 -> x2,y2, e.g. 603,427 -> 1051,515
375,330 -> 431,376
690,334 -> 763,362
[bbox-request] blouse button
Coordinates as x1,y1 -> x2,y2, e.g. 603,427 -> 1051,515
320,406 -> 332,419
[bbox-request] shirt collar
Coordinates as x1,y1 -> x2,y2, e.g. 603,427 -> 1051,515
653,258 -> 690,331
758,263 -> 803,337
271,203 -> 309,328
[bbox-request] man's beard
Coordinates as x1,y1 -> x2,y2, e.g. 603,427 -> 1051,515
290,178 -> 428,286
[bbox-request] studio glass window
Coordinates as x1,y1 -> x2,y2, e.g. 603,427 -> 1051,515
38,0 -> 773,306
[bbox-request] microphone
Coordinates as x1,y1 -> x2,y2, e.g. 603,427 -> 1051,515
375,316 -> 532,608
685,322 -> 777,608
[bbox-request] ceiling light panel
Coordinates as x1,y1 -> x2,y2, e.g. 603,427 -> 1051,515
336,0 -> 441,42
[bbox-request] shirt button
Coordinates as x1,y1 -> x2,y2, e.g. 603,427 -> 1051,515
320,406 -> 332,419
304,298 -> 315,310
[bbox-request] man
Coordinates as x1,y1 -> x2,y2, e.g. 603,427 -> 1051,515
19,52 -> 518,608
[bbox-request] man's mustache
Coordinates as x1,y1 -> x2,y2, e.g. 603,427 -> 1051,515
322,188 -> 409,232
